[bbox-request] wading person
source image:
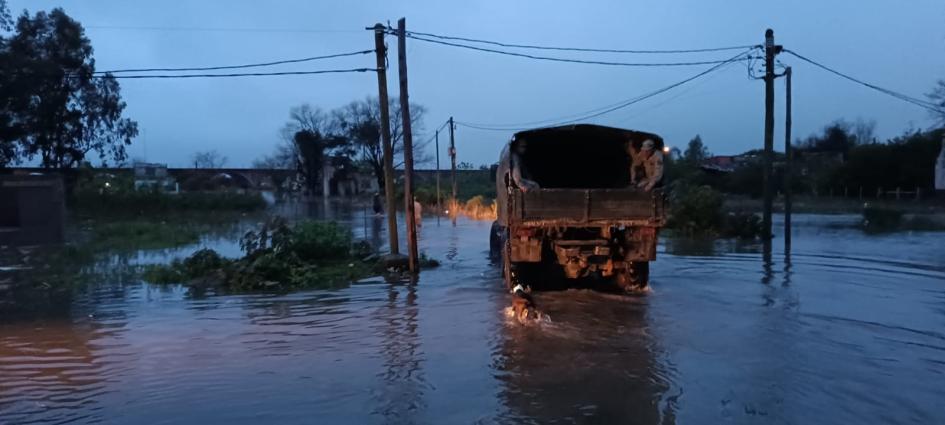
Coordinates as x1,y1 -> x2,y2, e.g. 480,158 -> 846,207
636,139 -> 664,192
372,192 -> 383,215
413,197 -> 423,229
511,138 -> 540,192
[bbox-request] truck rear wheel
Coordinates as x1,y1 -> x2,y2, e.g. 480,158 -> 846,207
616,262 -> 650,292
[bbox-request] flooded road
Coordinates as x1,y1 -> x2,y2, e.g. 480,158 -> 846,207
2,213 -> 944,424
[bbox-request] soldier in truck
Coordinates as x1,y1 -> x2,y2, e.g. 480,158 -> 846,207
511,137 -> 540,192
635,139 -> 664,192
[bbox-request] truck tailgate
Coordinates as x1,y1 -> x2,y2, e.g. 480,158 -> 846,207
512,188 -> 664,223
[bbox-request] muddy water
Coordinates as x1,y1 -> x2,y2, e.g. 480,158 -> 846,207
2,213 -> 944,424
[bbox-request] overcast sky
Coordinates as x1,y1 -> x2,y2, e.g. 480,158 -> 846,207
9,0 -> 945,168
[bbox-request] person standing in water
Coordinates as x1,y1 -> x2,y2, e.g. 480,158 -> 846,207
413,197 -> 423,229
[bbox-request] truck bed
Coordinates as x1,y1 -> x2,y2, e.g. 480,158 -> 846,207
510,188 -> 665,225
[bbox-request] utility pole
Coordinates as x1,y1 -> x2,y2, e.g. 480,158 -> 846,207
372,23 -> 399,255
449,116 -> 457,226
435,129 -> 441,225
784,66 -> 793,250
762,28 -> 781,240
397,18 -> 419,273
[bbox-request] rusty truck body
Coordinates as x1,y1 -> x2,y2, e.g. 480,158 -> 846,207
489,124 -> 666,291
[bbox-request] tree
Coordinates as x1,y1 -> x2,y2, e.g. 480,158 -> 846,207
292,129 -> 349,194
0,0 -> 11,31
683,135 -> 710,164
331,96 -> 429,191
275,104 -> 353,193
852,118 -> 877,145
192,150 -> 227,168
252,144 -> 295,169
796,120 -> 856,156
0,9 -> 138,169
927,79 -> 945,127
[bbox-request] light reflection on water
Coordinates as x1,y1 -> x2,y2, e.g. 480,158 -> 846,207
1,208 -> 944,424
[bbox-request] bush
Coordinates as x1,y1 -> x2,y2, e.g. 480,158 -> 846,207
182,248 -> 228,276
722,212 -> 763,239
289,221 -> 352,261
668,185 -> 764,239
668,185 -> 724,235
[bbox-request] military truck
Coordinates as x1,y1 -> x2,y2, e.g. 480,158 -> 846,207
489,124 -> 666,291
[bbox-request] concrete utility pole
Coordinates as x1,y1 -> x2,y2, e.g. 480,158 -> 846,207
783,66 -> 793,250
762,28 -> 781,240
435,129 -> 441,225
397,18 -> 419,273
372,23 -> 399,255
449,116 -> 457,226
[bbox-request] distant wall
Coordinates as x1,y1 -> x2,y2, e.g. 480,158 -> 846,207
0,175 -> 65,245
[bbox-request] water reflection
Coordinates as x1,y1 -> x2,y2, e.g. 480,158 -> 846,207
0,312 -> 124,424
372,282 -> 427,422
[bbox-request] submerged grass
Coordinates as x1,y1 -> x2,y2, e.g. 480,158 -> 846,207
87,221 -> 201,251
72,189 -> 266,217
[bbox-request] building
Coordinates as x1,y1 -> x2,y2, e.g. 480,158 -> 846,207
133,162 -> 174,191
0,175 -> 65,245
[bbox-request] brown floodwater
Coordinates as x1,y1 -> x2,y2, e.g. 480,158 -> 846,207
1,210 -> 944,424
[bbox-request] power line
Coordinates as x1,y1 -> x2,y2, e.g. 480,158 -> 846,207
783,49 -> 944,114
86,25 -> 362,34
405,29 -> 759,54
393,30 -> 759,68
417,119 -> 452,147
455,49 -> 756,131
95,68 -> 377,79
96,49 -> 374,74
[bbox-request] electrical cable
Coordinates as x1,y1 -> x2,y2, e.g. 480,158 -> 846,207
94,68 -> 377,79
402,29 -> 758,54
86,25 -> 362,34
455,49 -> 757,131
95,49 -> 374,74
783,49 -> 944,114
394,31 -> 757,68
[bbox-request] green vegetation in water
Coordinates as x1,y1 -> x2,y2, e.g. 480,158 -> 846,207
667,185 -> 764,239
73,188 -> 266,216
142,218 -> 428,292
86,221 -> 201,251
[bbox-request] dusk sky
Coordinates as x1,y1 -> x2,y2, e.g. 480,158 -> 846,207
8,0 -> 945,168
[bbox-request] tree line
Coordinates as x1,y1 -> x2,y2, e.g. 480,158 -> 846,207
668,117 -> 944,198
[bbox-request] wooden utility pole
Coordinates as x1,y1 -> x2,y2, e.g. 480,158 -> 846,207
762,28 -> 779,240
435,129 -> 441,225
449,116 -> 457,226
372,23 -> 399,255
783,66 -> 793,250
396,18 -> 419,273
